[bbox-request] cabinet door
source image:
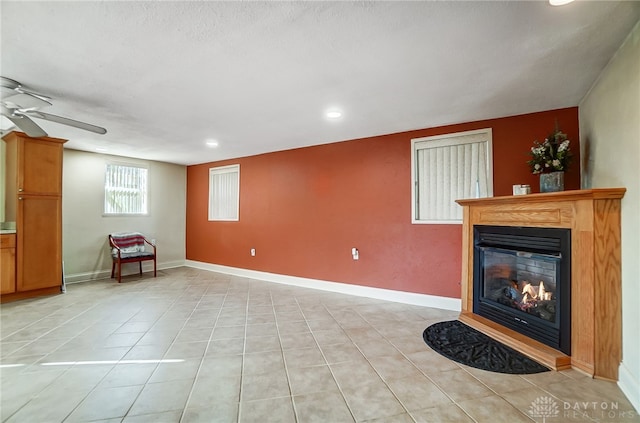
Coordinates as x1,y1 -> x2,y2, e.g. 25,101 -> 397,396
1,235 -> 16,294
18,137 -> 63,195
17,195 -> 62,291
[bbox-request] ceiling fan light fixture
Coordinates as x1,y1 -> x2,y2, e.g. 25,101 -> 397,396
549,0 -> 575,6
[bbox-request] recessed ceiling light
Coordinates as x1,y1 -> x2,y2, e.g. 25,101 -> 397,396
206,139 -> 219,148
96,147 -> 108,152
549,0 -> 574,6
326,110 -> 342,119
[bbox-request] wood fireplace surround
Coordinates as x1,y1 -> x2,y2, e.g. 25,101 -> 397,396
456,188 -> 625,381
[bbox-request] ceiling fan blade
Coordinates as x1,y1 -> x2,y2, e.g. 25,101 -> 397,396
1,105 -> 48,137
24,110 -> 107,135
2,92 -> 52,109
15,88 -> 52,103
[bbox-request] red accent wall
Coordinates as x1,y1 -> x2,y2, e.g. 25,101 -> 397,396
186,107 -> 579,299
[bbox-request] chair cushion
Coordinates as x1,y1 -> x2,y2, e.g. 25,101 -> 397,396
111,232 -> 147,256
117,251 -> 155,260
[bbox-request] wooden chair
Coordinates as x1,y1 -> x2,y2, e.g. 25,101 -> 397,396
109,232 -> 156,283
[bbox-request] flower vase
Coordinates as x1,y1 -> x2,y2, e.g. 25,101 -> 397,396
540,171 -> 564,193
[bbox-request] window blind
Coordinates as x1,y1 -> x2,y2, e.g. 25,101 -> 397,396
104,164 -> 148,215
412,129 -> 492,223
208,165 -> 240,221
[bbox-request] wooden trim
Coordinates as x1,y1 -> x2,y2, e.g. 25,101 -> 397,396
459,312 -> 571,371
456,188 -> 625,206
0,286 -> 61,303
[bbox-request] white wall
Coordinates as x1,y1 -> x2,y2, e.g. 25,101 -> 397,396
579,21 -> 639,410
62,149 -> 186,282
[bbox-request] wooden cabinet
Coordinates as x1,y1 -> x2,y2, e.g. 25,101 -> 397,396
17,196 -> 62,291
1,131 -> 66,303
1,234 -> 16,294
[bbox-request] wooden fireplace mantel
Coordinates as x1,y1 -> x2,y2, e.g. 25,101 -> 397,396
456,188 -> 625,381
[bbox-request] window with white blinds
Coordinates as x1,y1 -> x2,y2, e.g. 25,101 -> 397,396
104,164 -> 148,215
208,164 -> 240,221
411,128 -> 493,223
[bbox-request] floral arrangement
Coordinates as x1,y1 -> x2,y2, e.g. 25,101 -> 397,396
527,128 -> 572,174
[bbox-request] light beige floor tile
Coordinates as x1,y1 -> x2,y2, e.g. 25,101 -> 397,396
312,328 -> 352,346
458,394 -> 533,422
124,344 -> 171,360
115,321 -> 156,334
275,310 -> 306,322
240,368 -> 290,401
331,358 -> 382,390
102,331 -> 146,348
187,374 -> 241,407
122,409 -> 183,422
5,382 -> 93,423
244,334 -> 281,353
206,337 -> 245,357
283,346 -> 326,368
287,364 -> 338,395
212,325 -> 246,340
428,368 -> 494,402
280,331 -> 317,350
405,349 -> 460,374
164,341 -> 208,359
341,378 -> 406,421
136,331 -> 177,346
305,318 -> 341,331
174,327 -> 214,343
198,355 -> 243,379
246,322 -> 278,337
247,313 -> 276,325
320,342 -> 364,364
293,390 -> 355,423
277,320 -> 311,335
354,338 -> 400,358
182,402 -> 238,423
500,385 -> 562,416
240,396 -> 296,422
361,413 -> 415,423
386,373 -> 452,411
65,384 -> 143,422
463,366 -> 536,393
128,379 -> 193,416
388,335 -> 433,355
368,353 -> 423,381
243,350 -> 285,376
100,363 -> 158,388
148,358 -> 201,383
410,403 -> 475,422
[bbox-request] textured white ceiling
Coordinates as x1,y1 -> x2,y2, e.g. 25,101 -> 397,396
1,1 -> 639,165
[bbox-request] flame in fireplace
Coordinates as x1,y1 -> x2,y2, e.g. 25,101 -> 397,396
521,281 -> 552,304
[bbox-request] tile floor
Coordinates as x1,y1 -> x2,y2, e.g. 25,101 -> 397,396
0,267 -> 637,423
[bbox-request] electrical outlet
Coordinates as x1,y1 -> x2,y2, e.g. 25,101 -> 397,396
250,248 -> 256,256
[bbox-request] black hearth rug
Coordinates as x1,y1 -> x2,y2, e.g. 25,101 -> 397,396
423,320 -> 550,374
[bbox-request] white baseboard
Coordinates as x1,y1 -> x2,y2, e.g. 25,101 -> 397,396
64,260 -> 186,284
185,260 -> 461,312
618,361 -> 640,412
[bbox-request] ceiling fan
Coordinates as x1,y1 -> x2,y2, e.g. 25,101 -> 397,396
1,76 -> 107,138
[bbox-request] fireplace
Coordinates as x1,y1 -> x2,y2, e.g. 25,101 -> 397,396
473,225 -> 571,355
457,189 -> 624,379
